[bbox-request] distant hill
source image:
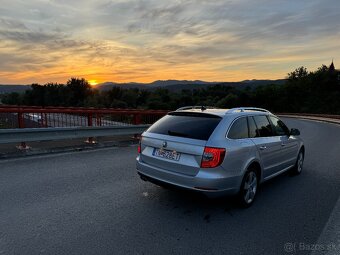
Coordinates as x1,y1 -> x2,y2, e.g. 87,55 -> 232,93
0,85 -> 31,94
149,80 -> 213,87
95,80 -> 214,91
0,79 -> 285,94
96,79 -> 285,92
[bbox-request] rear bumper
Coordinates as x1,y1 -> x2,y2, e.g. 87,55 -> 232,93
136,156 -> 242,197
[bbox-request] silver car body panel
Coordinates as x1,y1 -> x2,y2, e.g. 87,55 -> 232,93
136,108 -> 304,197
140,133 -> 206,177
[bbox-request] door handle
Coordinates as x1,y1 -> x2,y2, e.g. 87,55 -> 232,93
259,146 -> 267,150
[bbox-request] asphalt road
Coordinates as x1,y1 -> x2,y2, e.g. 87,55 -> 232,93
0,118 -> 339,255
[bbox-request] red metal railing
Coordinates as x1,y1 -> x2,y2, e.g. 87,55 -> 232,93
0,106 -> 169,129
2,107 -> 339,130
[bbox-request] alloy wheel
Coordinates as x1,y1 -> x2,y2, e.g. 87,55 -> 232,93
243,171 -> 258,204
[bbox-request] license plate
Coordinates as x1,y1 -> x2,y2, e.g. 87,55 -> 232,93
153,148 -> 181,161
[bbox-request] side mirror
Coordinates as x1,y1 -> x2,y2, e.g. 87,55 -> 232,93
290,128 -> 300,136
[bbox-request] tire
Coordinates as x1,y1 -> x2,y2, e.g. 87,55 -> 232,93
291,150 -> 304,175
238,169 -> 259,208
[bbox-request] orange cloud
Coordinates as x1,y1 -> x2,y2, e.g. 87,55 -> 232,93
0,0 -> 339,84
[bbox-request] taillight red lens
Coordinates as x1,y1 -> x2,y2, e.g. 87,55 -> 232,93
201,147 -> 226,168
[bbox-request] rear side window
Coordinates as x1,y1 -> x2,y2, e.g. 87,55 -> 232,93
228,117 -> 248,139
147,112 -> 221,140
253,115 -> 274,137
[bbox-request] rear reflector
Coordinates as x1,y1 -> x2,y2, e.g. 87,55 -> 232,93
137,140 -> 141,154
201,147 -> 226,168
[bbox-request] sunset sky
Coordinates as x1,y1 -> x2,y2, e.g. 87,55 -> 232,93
0,0 -> 339,85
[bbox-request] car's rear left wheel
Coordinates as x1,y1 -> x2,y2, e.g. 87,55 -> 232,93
238,169 -> 258,208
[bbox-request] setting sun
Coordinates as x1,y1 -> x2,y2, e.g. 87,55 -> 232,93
88,80 -> 98,86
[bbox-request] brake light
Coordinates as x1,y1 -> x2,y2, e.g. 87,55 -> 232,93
201,147 -> 226,168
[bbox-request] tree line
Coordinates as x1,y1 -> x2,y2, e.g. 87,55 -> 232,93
1,65 -> 340,114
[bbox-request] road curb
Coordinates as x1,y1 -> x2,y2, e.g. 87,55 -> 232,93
278,115 -> 340,125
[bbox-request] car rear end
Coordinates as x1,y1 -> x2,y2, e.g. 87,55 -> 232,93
136,111 -> 242,197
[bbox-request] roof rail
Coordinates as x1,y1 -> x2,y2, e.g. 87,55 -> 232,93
226,107 -> 271,114
176,106 -> 218,111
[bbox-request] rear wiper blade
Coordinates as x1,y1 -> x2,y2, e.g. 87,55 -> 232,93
168,130 -> 189,138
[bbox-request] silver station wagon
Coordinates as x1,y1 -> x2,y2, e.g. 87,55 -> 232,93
136,107 -> 305,207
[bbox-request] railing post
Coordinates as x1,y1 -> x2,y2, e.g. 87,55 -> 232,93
45,113 -> 48,127
41,113 -> 48,128
133,113 -> 142,125
132,113 -> 142,139
18,111 -> 24,128
17,111 -> 29,150
85,112 -> 96,144
87,113 -> 93,127
96,113 -> 101,126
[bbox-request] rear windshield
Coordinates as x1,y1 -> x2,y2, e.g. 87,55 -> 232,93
147,112 -> 222,140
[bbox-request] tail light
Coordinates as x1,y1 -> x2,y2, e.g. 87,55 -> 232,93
137,140 -> 141,154
201,147 -> 226,168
